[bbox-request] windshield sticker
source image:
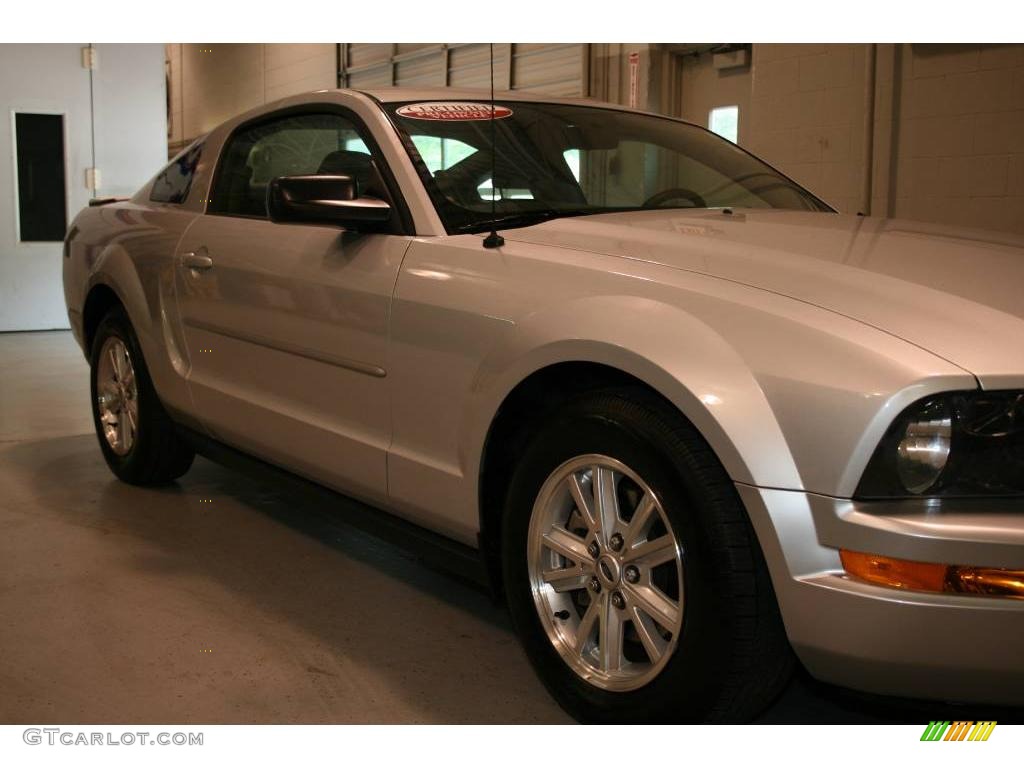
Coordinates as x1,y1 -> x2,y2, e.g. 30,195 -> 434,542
396,102 -> 513,121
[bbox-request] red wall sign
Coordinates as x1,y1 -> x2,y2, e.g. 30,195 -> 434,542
628,51 -> 640,109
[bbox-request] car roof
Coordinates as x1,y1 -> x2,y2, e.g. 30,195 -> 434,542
352,86 -> 640,114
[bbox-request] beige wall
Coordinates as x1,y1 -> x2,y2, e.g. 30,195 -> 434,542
167,43 -> 335,154
678,53 -> 752,146
888,44 -> 1024,233
746,44 -> 870,215
738,43 -> 1024,233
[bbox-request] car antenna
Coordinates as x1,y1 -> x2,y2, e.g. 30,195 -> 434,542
482,42 -> 505,249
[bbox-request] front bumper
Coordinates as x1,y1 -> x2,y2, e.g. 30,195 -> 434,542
737,485 -> 1024,705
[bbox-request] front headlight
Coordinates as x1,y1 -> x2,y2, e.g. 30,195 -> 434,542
895,399 -> 952,493
856,391 -> 1024,498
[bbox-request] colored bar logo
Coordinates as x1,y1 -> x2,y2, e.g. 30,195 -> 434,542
921,721 -> 997,741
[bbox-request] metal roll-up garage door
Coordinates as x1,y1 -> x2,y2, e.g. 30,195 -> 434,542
447,44 -> 509,90
340,43 -> 586,97
344,44 -> 393,89
394,45 -> 445,86
510,43 -> 585,96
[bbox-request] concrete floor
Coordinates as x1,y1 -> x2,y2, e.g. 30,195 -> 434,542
1,331 -> 1016,724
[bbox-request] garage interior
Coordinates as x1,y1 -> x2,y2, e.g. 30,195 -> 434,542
2,42 -> 1023,723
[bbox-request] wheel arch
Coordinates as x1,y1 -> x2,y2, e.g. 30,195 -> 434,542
80,253 -> 194,422
82,240 -> 156,350
82,282 -> 125,354
473,329 -> 798,596
477,361 -> 683,593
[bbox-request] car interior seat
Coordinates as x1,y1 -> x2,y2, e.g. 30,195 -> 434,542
316,150 -> 389,200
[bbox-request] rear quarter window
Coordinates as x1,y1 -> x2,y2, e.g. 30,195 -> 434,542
150,142 -> 203,204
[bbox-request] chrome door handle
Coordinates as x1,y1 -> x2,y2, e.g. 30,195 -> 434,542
182,251 -> 214,271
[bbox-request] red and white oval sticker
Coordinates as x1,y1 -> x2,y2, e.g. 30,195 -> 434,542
396,102 -> 513,121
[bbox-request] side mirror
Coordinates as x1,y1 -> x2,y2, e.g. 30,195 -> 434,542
267,174 -> 391,229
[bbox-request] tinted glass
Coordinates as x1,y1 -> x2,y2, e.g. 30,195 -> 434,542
210,113 -> 372,218
151,142 -> 203,204
15,113 -> 67,242
389,101 -> 830,233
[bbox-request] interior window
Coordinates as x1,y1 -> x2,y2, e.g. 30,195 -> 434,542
150,141 -> 203,204
410,136 -> 477,175
209,113 -> 380,218
477,178 -> 535,201
708,106 -> 739,144
563,149 -> 581,182
345,136 -> 369,154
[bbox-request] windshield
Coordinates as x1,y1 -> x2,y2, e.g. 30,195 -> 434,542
387,100 -> 830,233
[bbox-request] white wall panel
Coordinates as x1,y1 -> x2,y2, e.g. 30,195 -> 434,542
93,45 -> 168,198
0,44 -> 165,330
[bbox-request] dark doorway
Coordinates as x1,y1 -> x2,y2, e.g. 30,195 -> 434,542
15,113 -> 68,242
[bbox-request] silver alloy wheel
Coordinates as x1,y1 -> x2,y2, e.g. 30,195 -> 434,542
96,336 -> 139,456
527,454 -> 685,691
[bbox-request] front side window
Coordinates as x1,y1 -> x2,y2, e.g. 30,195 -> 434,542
388,101 -> 829,233
210,112 -> 378,218
150,141 -> 203,204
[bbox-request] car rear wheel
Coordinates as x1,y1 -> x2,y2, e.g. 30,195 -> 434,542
90,306 -> 195,484
502,388 -> 792,723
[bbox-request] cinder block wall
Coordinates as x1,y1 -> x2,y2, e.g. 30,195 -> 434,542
888,44 -> 1024,233
747,44 -> 869,216
744,43 -> 1024,233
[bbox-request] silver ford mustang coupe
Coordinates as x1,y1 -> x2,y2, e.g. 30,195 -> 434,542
63,87 -> 1024,723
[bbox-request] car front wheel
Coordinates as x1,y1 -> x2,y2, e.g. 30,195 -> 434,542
502,388 -> 792,723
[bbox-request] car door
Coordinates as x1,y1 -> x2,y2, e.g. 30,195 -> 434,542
174,109 -> 411,505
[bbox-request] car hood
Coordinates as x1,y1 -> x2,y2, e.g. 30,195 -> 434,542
502,209 -> 1024,388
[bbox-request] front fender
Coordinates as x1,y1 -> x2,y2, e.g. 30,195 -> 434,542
387,236 -> 972,547
464,294 -> 798,492
461,274 -> 972,507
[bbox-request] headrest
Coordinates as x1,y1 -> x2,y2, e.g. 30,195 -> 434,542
317,150 -> 374,176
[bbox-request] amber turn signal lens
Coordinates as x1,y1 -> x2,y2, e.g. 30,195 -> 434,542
840,550 -> 947,591
840,550 -> 1024,599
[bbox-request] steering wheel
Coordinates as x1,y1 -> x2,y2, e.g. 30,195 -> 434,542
641,187 -> 707,209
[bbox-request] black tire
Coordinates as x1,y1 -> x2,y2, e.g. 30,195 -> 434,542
89,305 -> 195,484
502,387 -> 792,723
